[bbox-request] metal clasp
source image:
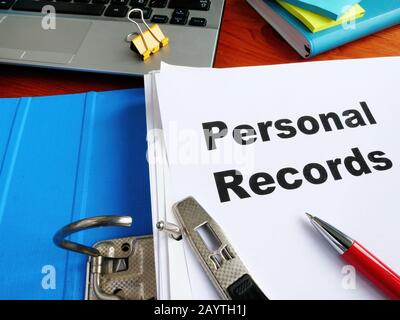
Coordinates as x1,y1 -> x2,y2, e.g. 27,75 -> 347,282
156,220 -> 182,241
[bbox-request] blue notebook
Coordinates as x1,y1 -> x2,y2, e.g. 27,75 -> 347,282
0,89 -> 152,299
248,0 -> 400,57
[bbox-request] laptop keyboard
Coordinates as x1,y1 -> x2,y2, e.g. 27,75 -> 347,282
1,0 -> 211,26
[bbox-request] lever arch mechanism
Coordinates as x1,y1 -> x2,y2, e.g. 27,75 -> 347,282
54,216 -> 156,300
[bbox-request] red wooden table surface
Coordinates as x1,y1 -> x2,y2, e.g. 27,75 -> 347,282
1,0 -> 399,98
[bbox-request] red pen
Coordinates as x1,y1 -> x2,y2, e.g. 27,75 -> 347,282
306,213 -> 400,300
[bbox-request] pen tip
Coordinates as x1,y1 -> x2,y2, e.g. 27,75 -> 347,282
305,212 -> 314,220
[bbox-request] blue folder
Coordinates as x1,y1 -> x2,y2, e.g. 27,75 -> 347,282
264,0 -> 400,57
0,89 -> 152,299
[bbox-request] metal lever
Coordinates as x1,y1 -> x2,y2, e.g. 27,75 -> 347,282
172,197 -> 268,300
53,215 -> 132,257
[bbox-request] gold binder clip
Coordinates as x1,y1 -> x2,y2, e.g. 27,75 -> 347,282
126,8 -> 169,61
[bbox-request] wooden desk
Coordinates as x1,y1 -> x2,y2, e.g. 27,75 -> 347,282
1,0 -> 399,98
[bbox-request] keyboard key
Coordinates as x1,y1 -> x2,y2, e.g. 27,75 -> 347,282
75,0 -> 90,3
170,16 -> 187,24
170,8 -> 188,25
104,4 -> 128,17
148,0 -> 166,8
189,17 -> 206,27
172,8 -> 188,17
0,0 -> 14,9
129,0 -> 146,7
129,6 -> 152,19
92,0 -> 109,3
168,0 -> 210,11
151,14 -> 168,23
12,0 -> 106,15
111,0 -> 128,5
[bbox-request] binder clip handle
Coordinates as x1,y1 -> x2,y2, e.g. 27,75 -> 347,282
127,8 -> 164,45
126,9 -> 147,44
126,8 -> 169,61
53,215 -> 132,257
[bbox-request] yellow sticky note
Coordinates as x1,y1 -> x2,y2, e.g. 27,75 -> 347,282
276,0 -> 365,33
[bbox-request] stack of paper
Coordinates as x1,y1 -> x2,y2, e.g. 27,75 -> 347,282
146,58 -> 400,299
145,72 -> 194,299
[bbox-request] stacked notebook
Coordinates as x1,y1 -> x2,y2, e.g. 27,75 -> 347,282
246,0 -> 400,57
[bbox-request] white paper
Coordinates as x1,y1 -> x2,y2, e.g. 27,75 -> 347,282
145,72 -> 193,299
154,58 -> 400,299
145,73 -> 166,298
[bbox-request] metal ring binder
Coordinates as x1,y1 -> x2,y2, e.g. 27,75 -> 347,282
53,215 -> 132,257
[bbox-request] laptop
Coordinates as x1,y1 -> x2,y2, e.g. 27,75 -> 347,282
0,0 -> 225,75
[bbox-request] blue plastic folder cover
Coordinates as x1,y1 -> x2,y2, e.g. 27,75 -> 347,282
0,89 -> 152,299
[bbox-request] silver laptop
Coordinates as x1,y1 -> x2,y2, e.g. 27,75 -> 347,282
0,0 -> 225,75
